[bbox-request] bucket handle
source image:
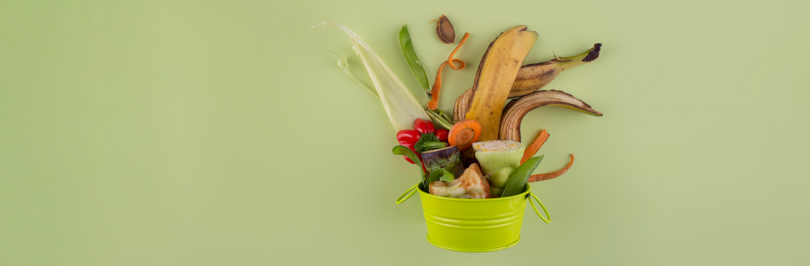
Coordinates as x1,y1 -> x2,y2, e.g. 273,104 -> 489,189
396,183 -> 419,204
396,184 -> 553,223
528,192 -> 551,223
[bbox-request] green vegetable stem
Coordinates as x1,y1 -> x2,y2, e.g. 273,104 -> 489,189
426,109 -> 454,130
414,133 -> 446,153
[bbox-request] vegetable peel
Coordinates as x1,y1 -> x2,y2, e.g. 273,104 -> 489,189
521,129 -> 549,164
428,32 -> 470,110
314,21 -> 430,132
529,154 -> 574,182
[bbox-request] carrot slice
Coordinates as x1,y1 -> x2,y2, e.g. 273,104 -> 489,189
521,129 -> 550,164
528,154 -> 574,182
448,119 -> 481,151
428,32 -> 470,110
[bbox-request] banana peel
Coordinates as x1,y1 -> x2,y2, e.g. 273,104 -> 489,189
465,25 -> 538,142
453,88 -> 473,122
500,90 -> 602,142
453,44 -> 602,121
510,43 -> 602,98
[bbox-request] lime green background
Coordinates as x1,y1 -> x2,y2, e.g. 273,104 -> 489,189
1,0 -> 809,265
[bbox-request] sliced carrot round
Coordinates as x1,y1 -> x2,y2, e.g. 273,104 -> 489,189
448,119 -> 481,151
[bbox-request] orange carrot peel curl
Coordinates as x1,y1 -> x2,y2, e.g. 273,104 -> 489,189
528,154 -> 574,182
428,32 -> 470,110
521,129 -> 549,164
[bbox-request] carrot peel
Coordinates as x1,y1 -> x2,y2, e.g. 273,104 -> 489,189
428,33 -> 470,110
521,129 -> 549,164
446,33 -> 469,70
528,154 -> 574,182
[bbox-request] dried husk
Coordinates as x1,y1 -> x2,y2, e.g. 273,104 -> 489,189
436,15 -> 456,44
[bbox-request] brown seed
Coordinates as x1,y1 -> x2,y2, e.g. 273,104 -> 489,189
436,15 -> 456,44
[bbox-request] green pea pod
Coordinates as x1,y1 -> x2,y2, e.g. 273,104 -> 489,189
399,25 -> 430,95
392,145 -> 424,183
501,155 -> 545,197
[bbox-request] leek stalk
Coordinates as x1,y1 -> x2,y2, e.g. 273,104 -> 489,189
314,21 -> 430,132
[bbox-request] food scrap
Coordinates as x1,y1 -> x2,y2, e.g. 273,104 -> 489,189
429,163 -> 490,199
435,15 -> 456,44
428,32 -> 470,110
315,18 -> 604,200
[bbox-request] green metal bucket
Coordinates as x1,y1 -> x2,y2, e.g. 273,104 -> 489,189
396,183 -> 550,252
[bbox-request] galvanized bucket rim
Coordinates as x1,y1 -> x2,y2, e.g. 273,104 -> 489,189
416,183 -> 532,202
397,184 -> 550,224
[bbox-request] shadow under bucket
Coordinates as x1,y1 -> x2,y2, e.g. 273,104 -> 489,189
397,183 -> 550,252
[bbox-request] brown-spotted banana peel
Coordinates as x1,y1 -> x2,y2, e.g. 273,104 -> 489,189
464,25 -> 538,142
510,43 -> 602,98
454,44 -> 602,121
499,90 -> 602,142
453,88 -> 474,122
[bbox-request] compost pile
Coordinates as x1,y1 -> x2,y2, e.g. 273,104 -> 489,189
314,16 -> 603,199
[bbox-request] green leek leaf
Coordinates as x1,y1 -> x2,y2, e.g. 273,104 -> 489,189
314,21 -> 430,132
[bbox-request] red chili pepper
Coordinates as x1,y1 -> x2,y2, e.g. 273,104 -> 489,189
413,118 -> 435,134
396,119 -> 444,170
396,130 -> 421,164
435,129 -> 449,142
